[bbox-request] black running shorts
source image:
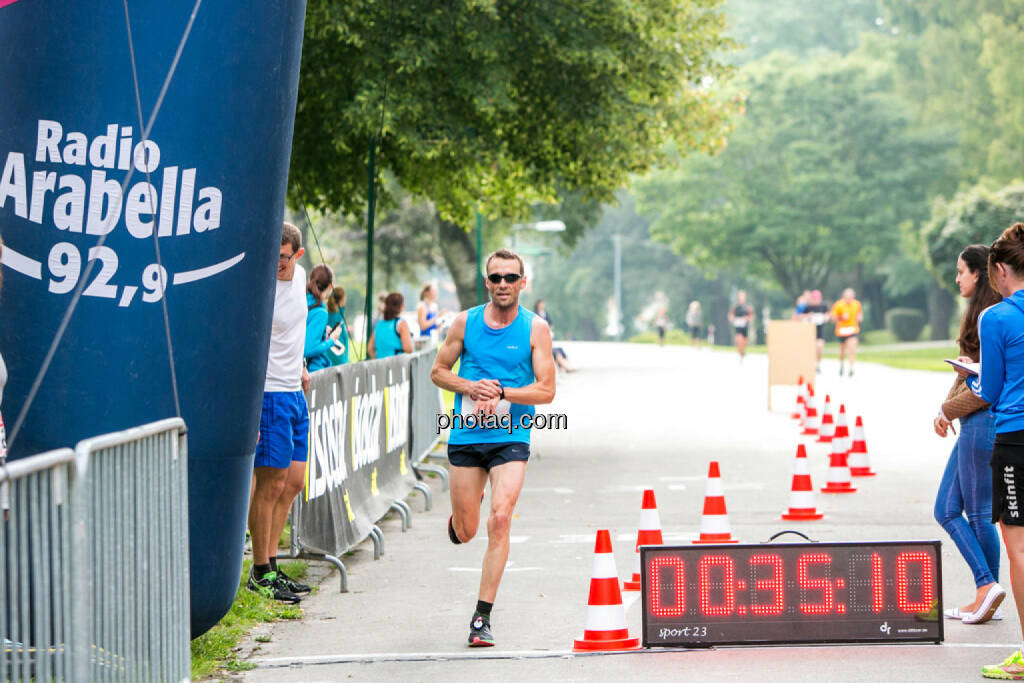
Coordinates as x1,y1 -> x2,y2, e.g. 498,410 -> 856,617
992,430 -> 1024,526
448,442 -> 530,471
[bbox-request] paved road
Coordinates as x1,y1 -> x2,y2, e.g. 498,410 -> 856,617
236,342 -> 1017,682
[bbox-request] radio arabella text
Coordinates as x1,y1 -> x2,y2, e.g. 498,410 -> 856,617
436,411 -> 567,435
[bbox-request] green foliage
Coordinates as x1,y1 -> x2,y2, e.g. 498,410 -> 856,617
885,307 -> 927,341
637,49 -> 956,299
880,1 -> 1024,184
921,182 -> 1024,291
726,0 -> 883,63
190,560 -> 307,680
291,0 -> 735,227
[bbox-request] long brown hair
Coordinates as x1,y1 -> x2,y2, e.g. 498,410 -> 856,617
306,264 -> 334,308
959,244 -> 1001,359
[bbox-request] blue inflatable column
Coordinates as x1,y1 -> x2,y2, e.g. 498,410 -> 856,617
0,1 -> 307,636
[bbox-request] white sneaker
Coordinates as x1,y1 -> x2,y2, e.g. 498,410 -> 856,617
963,584 -> 1007,624
993,607 -> 1005,621
944,607 -> 969,619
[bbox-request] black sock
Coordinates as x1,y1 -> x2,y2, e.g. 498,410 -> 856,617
254,563 -> 272,580
448,516 -> 462,545
475,600 -> 493,617
269,557 -> 278,572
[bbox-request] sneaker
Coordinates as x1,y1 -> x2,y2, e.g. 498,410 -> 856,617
914,600 -> 938,622
276,566 -> 311,594
982,650 -> 1024,679
247,568 -> 302,604
468,613 -> 495,647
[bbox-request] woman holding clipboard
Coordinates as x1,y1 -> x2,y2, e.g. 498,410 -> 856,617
967,225 -> 1024,679
931,245 -> 1002,626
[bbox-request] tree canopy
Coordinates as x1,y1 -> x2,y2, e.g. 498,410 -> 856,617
636,50 -> 956,300
290,0 -> 734,228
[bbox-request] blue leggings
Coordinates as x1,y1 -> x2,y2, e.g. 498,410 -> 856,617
934,410 -> 1000,588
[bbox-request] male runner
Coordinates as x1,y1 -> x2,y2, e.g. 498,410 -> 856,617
728,290 -> 754,360
431,248 -> 556,647
801,289 -> 829,373
247,222 -> 312,603
830,287 -> 863,376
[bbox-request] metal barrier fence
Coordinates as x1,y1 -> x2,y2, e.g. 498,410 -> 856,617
1,418 -> 189,682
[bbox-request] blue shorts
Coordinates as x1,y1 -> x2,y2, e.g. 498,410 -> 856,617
254,391 -> 309,469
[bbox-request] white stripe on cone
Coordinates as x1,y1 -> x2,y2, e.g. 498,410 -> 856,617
700,513 -> 730,535
705,478 -> 724,496
639,509 -> 660,529
789,490 -> 816,508
591,553 -> 618,579
583,604 -> 629,632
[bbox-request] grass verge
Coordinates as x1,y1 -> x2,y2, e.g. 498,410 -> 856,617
628,332 -> 958,371
825,346 -> 959,372
190,559 -> 308,681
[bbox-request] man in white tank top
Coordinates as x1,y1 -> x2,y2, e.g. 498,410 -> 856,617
247,222 -> 311,603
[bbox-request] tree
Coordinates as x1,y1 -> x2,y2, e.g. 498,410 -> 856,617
725,0 -> 882,64
921,182 -> 1024,290
289,0 -> 735,306
636,50 -> 956,301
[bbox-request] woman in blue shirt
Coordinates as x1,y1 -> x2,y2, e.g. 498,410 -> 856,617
368,292 -> 412,358
968,223 -> 1024,680
304,264 -> 342,372
326,285 -> 349,366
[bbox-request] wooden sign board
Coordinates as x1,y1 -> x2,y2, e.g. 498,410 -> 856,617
766,320 -> 817,409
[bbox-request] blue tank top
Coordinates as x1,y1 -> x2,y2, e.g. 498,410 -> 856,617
450,305 -> 535,445
374,318 -> 405,357
420,302 -> 438,337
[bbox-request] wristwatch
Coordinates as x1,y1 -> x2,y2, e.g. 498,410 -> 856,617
499,384 -> 505,401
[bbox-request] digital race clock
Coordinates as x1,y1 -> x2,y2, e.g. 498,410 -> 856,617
641,541 -> 942,647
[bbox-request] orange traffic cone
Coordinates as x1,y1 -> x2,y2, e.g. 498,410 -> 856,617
573,530 -> 641,651
821,434 -> 857,493
833,404 -> 851,454
801,388 -> 820,436
624,490 -> 664,591
817,394 -> 835,442
782,445 -> 824,520
849,416 -> 877,476
792,376 -> 806,419
693,462 -> 739,544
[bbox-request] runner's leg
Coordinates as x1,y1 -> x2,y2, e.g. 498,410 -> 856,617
269,460 -> 307,558
847,336 -> 859,373
450,465 -> 488,542
479,460 -> 528,602
249,466 -> 288,566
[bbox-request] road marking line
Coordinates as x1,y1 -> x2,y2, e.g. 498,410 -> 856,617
448,566 -> 543,573
253,641 -> 1004,668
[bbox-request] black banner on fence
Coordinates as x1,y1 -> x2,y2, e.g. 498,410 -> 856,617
409,349 -> 442,463
295,355 -> 417,556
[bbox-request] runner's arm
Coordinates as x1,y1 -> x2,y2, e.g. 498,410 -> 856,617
430,312 -> 501,400
503,317 -> 556,406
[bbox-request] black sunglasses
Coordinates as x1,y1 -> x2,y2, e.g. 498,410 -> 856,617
487,272 -> 522,284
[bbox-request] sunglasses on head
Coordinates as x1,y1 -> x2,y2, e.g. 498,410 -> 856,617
487,272 -> 522,284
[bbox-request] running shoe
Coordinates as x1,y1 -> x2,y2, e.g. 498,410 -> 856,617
247,568 -> 302,604
914,600 -> 938,622
276,566 -> 311,594
468,613 -> 495,647
982,650 -> 1024,679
